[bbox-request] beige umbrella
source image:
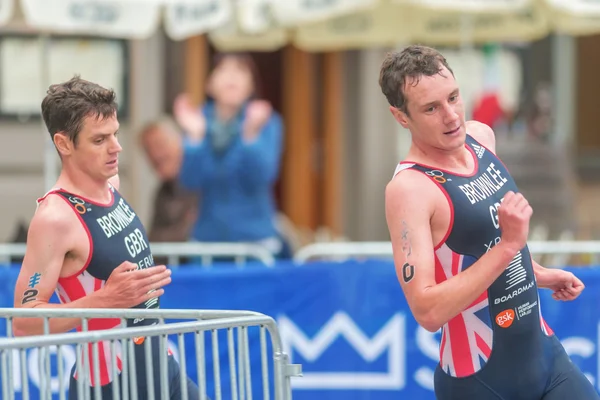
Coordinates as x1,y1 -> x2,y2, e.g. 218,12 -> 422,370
543,0 -> 600,36
18,0 -> 238,40
291,0 -> 549,51
292,0 -> 409,52
209,26 -> 290,52
407,1 -> 550,46
211,0 -> 552,53
272,0 -> 379,27
400,0 -> 532,13
0,0 -> 14,26
18,0 -> 166,39
163,0 -> 234,41
208,0 -> 290,52
210,0 -> 383,52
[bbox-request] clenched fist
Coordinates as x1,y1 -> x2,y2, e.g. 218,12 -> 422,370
498,191 -> 533,253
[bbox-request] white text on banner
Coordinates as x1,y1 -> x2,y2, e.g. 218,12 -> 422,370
164,0 -> 233,41
20,0 -> 163,39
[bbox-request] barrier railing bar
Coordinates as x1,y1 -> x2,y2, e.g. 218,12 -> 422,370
0,317 -> 273,350
292,241 -> 600,263
6,240 -> 600,266
0,242 -> 276,267
0,308 -> 266,320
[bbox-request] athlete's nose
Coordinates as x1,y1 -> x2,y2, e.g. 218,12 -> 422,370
109,135 -> 122,154
442,103 -> 459,125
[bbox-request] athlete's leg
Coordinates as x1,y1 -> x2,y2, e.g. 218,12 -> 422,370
169,375 -> 201,400
167,355 -> 202,400
434,365 -> 505,400
542,338 -> 600,400
68,374 -> 116,400
541,366 -> 599,400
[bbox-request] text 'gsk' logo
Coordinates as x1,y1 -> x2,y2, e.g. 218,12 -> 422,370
496,309 -> 515,328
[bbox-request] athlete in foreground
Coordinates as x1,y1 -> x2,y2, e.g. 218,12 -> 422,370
13,76 -> 199,399
381,45 -> 599,399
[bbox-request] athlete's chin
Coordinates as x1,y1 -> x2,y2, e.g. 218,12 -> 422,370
101,165 -> 119,179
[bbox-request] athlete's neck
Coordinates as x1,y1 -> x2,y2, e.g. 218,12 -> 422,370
54,168 -> 112,204
407,140 -> 473,174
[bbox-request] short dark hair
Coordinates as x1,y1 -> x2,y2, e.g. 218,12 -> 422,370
41,75 -> 118,145
379,45 -> 454,115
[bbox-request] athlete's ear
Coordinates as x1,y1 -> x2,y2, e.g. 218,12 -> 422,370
53,132 -> 73,157
390,106 -> 410,129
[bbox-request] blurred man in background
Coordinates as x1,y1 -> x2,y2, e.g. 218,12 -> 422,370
140,118 -> 198,248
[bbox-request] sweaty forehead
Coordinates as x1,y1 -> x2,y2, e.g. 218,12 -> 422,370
84,113 -> 119,133
404,69 -> 457,107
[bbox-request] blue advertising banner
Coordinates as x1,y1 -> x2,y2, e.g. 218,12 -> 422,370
0,260 -> 599,399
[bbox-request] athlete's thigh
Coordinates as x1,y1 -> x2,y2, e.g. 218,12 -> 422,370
167,355 -> 202,400
434,365 -> 504,400
542,365 -> 599,400
543,338 -> 600,400
68,376 -> 116,400
169,376 -> 201,400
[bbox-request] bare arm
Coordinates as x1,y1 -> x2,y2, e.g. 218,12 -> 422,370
532,259 -> 547,280
13,204 -> 114,336
386,172 -> 526,332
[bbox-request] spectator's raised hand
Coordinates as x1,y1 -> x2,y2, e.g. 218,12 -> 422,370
174,93 -> 206,143
243,100 -> 272,142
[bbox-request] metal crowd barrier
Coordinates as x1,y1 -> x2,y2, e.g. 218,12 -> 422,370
0,309 -> 302,400
292,241 -> 600,264
294,242 -> 393,263
5,240 -> 600,267
0,243 -> 276,267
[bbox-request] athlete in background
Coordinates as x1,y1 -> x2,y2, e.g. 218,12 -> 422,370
13,76 -> 199,399
380,45 -> 598,399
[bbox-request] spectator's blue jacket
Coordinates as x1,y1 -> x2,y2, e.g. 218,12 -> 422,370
178,100 -> 284,242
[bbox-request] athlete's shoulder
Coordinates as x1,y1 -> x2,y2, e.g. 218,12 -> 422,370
32,193 -> 77,235
466,120 -> 496,154
386,164 -> 437,209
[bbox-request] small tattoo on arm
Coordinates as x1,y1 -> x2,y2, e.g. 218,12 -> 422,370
400,220 -> 412,257
402,263 -> 415,283
22,273 -> 41,304
400,221 -> 415,283
28,272 -> 41,288
21,289 -> 39,304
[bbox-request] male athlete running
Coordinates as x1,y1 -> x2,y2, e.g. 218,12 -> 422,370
381,45 -> 599,399
12,76 -> 199,399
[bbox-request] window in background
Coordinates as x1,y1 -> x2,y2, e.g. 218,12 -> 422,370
0,35 -> 129,119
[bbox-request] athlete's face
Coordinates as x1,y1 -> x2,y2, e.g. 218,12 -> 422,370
57,113 -> 122,181
391,66 -> 466,151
